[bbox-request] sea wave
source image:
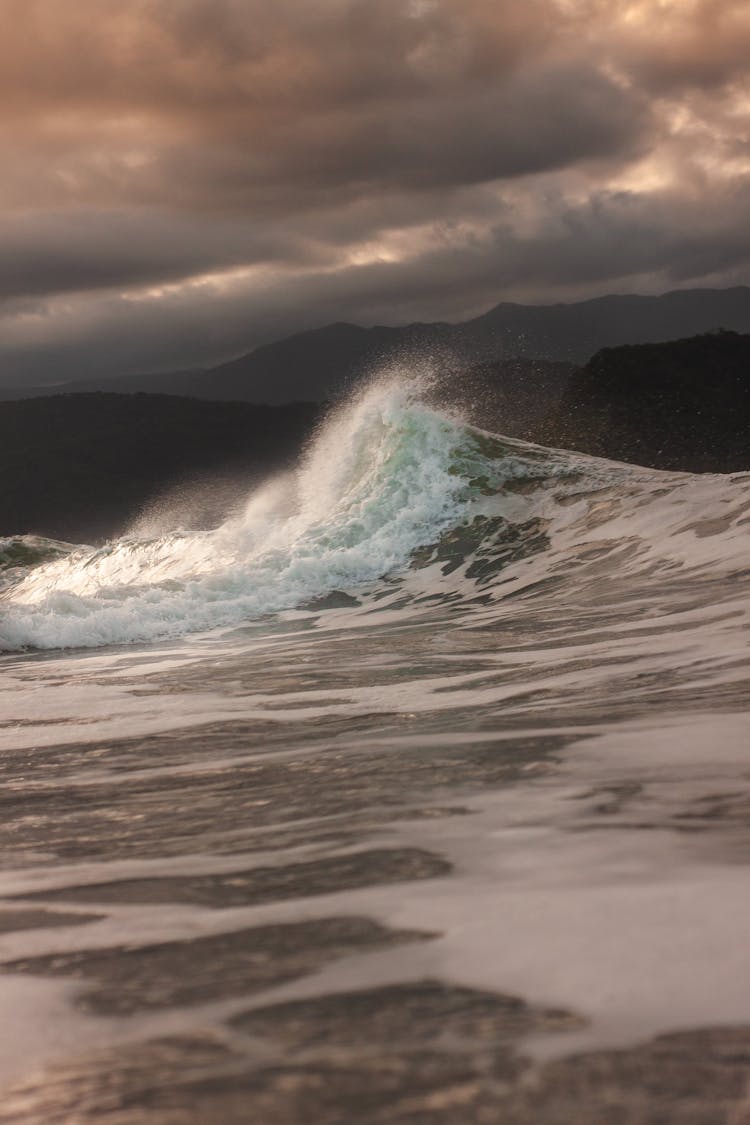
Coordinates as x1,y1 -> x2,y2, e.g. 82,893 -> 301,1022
1,378 -> 749,651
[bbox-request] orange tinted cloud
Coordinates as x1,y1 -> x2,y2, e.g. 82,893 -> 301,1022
0,0 -> 748,381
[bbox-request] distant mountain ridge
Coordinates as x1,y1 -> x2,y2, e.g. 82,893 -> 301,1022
1,286 -> 749,404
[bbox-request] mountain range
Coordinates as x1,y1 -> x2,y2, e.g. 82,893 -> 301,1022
2,286 -> 749,404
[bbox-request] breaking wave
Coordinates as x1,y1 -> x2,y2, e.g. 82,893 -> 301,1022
1,378 -> 749,651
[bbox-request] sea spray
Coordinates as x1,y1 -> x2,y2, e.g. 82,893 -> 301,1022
0,379 -> 471,649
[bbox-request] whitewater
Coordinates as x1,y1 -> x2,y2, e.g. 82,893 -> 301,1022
0,378 -> 749,1121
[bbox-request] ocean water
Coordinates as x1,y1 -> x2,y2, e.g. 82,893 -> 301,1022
1,379 -> 749,1122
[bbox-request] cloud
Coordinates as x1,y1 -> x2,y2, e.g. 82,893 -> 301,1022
612,0 -> 750,94
0,0 -> 749,382
0,0 -> 649,210
0,210 -> 328,301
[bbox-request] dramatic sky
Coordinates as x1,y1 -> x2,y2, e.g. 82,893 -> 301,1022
2,0 -> 750,383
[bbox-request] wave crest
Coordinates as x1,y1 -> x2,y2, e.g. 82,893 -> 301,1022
0,381 -> 471,649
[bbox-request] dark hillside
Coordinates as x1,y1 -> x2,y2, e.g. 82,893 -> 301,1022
545,331 -> 750,472
0,394 -> 322,543
2,286 -> 748,405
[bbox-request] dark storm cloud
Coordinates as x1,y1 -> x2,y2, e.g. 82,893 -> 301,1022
0,0 -> 649,210
152,58 -> 647,205
1,0 -> 749,382
0,211 -> 328,300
